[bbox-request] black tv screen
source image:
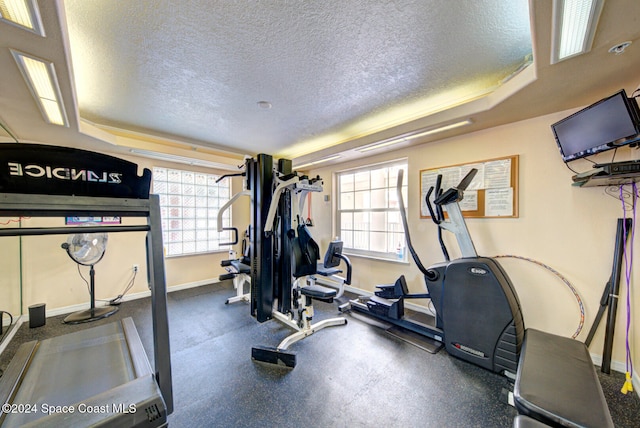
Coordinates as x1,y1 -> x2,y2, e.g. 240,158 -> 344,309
551,90 -> 640,162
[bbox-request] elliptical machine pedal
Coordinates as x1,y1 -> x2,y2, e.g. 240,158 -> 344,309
374,276 -> 409,299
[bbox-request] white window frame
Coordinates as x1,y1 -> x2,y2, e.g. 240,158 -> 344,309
335,159 -> 408,261
153,166 -> 231,257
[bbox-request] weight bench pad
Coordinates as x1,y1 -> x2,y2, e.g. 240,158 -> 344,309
300,284 -> 337,300
316,265 -> 341,276
513,328 -> 614,428
230,260 -> 251,274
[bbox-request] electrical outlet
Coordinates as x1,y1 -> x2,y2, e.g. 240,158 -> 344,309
133,264 -> 139,272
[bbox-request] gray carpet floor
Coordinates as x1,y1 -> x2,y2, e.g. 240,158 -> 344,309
1,281 -> 639,427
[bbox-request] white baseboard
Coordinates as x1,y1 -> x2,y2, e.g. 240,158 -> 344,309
39,277 -> 221,319
2,313 -> 15,328
168,278 -> 221,293
590,353 -> 640,399
589,354 -> 625,374
1,280 -> 219,355
0,315 -> 26,355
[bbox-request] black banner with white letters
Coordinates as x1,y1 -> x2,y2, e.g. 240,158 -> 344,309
0,143 -> 151,198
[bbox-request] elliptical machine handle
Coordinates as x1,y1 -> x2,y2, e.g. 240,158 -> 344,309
425,186 -> 440,224
397,169 -> 430,276
434,175 -> 446,222
425,174 -> 447,224
433,168 -> 478,206
425,174 -> 451,261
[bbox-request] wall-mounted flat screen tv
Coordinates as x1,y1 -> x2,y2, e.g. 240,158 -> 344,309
551,89 -> 640,162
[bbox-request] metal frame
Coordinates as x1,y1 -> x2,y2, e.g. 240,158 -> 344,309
0,192 -> 173,414
439,201 -> 478,258
249,154 -> 275,322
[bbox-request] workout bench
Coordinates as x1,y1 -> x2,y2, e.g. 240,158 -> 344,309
220,258 -> 251,304
513,328 -> 614,428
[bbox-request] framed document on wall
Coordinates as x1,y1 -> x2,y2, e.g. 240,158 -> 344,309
420,155 -> 518,218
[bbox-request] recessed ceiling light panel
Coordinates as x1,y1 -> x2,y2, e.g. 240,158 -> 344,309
357,119 -> 473,153
12,50 -> 68,126
129,149 -> 239,171
295,155 -> 341,170
551,0 -> 605,64
0,0 -> 44,35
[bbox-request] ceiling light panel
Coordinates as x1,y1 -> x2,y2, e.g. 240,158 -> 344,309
0,0 -> 44,35
357,119 -> 473,153
295,155 -> 342,170
551,0 -> 605,63
12,51 -> 68,126
129,149 -> 239,171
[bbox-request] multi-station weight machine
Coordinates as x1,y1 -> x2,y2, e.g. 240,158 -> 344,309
219,154 -> 348,368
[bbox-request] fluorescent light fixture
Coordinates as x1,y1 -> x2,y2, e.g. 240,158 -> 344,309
551,0 -> 605,64
356,136 -> 406,153
12,51 -> 68,126
357,119 -> 473,153
129,149 -> 240,171
295,154 -> 342,170
0,0 -> 44,35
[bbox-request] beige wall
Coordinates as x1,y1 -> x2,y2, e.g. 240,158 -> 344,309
1,107 -> 637,377
309,109 -> 638,373
0,231 -> 21,318
0,156 -> 247,316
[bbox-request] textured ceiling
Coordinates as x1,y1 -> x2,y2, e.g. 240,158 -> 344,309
63,0 -> 531,157
1,1 -> 639,169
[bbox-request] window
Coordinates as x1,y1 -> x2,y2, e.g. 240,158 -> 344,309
336,160 -> 408,261
153,167 -> 231,256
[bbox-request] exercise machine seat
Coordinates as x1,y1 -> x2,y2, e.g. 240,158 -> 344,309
230,260 -> 251,274
316,265 -> 341,276
300,284 -> 337,301
513,329 -> 614,428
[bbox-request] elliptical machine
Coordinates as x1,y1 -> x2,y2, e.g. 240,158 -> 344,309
348,168 -> 524,375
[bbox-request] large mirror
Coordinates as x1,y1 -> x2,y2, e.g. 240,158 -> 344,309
0,231 -> 21,346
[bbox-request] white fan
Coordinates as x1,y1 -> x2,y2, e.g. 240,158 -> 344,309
61,230 -> 118,324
